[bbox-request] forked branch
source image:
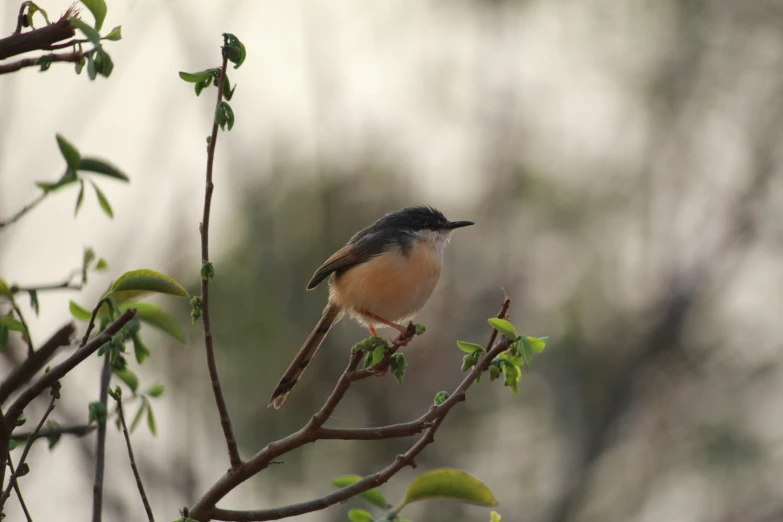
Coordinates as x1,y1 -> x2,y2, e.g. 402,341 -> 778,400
187,298 -> 512,521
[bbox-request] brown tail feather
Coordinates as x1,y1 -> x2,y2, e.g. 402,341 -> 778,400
268,303 -> 341,409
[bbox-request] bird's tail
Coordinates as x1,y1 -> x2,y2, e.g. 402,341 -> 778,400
268,303 -> 341,409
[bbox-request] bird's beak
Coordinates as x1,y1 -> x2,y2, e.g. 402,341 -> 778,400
446,220 -> 474,230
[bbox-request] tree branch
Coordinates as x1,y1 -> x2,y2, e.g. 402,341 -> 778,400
187,298 -> 512,521
11,270 -> 83,295
0,17 -> 75,61
198,47 -> 242,470
91,353 -> 112,522
0,192 -> 47,231
2,309 -> 136,430
6,458 -> 33,522
0,322 -> 75,406
11,423 -> 95,442
116,394 -> 155,522
0,394 -> 55,509
0,50 -> 84,75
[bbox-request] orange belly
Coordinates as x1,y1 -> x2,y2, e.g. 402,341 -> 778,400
328,241 -> 442,327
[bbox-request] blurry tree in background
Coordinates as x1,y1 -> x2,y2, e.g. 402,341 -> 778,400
3,0 -> 783,522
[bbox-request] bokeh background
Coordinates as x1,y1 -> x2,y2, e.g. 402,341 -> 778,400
3,0 -> 783,521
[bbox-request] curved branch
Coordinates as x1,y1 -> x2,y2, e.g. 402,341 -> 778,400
187,298 -> 512,521
199,48 -> 242,470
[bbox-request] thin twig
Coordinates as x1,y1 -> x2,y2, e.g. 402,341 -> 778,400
10,300 -> 34,356
0,50 -> 84,75
13,2 -> 27,35
11,423 -> 95,442
115,394 -> 155,522
0,395 -> 56,509
11,270 -> 83,294
0,322 -> 75,406
91,353 -> 112,522
198,47 -> 242,470
6,459 -> 33,522
0,192 -> 46,231
0,309 -> 120,499
187,300 -> 512,521
2,310 -> 136,431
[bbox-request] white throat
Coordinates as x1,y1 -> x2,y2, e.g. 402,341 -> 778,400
413,229 -> 453,256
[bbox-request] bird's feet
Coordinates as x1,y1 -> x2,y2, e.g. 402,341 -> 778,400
361,310 -> 407,334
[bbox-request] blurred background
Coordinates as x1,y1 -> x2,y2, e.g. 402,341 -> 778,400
2,0 -> 783,521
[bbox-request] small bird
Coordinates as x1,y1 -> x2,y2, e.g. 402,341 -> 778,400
268,205 -> 474,409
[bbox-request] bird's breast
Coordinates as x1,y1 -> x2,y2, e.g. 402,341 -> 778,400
329,240 -> 443,324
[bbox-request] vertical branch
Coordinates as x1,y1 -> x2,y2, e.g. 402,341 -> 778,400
91,354 -> 112,522
198,48 -> 242,470
116,395 -> 155,522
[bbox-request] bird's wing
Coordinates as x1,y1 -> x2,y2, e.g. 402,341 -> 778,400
306,240 -> 380,290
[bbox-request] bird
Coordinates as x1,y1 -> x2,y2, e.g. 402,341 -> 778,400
268,205 -> 474,409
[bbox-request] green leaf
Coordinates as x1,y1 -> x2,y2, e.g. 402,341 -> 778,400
87,54 -> 97,80
83,246 -> 95,284
132,334 -> 150,364
88,401 -> 107,424
95,258 -> 109,271
56,134 -> 81,170
93,49 -> 113,77
69,300 -> 92,321
146,404 -> 156,435
457,341 -> 484,354
215,101 -> 235,131
0,278 -> 11,297
488,318 -> 517,340
114,367 -> 138,393
74,179 -> 85,216
78,157 -> 129,181
179,69 -> 216,83
80,0 -> 107,30
70,17 -> 102,45
8,440 -> 17,451
29,290 -> 39,316
24,2 -> 50,28
527,336 -> 549,353
0,324 -> 8,352
489,362 -> 501,381
118,301 -> 186,343
399,469 -> 498,510
434,391 -> 449,406
75,53 -> 85,74
0,315 -> 25,333
347,510 -> 373,522
491,511 -> 501,522
145,384 -> 164,398
108,269 -> 189,300
130,399 -> 146,432
520,338 -> 533,372
223,76 -> 236,101
503,363 -> 520,394
103,25 -> 122,41
371,345 -> 385,366
331,475 -> 388,509
36,55 -> 52,71
200,262 -> 215,280
89,180 -> 113,218
391,353 -> 407,384
222,33 -> 246,69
